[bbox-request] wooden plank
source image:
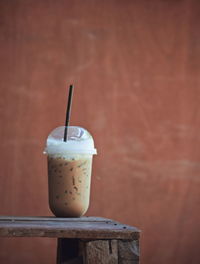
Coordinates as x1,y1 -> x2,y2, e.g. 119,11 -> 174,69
0,216 -> 140,240
118,240 -> 139,264
0,216 -> 112,223
83,240 -> 118,264
0,223 -> 139,239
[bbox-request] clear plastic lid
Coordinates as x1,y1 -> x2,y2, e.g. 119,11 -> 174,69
44,126 -> 97,155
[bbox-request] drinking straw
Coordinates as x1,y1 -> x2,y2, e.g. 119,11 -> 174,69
63,84 -> 74,142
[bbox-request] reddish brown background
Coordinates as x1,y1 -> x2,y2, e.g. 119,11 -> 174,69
0,0 -> 200,263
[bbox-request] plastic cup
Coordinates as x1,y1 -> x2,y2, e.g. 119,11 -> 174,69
44,126 -> 97,217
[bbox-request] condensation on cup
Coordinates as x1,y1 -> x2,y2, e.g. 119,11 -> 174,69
44,126 -> 97,217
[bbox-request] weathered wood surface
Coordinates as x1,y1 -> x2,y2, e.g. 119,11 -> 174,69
57,239 -> 140,264
0,216 -> 112,222
118,240 -> 139,264
83,240 -> 118,264
0,216 -> 140,240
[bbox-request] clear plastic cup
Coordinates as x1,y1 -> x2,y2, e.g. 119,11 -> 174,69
44,126 -> 97,217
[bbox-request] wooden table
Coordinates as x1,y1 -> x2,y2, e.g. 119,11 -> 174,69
0,216 -> 140,263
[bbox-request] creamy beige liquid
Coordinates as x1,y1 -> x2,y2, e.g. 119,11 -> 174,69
48,155 -> 92,217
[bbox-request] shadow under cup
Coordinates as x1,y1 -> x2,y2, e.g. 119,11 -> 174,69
44,126 -> 97,217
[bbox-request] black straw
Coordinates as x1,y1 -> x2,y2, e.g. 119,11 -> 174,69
63,84 -> 74,142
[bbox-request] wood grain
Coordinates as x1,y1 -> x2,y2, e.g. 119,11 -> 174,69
0,216 -> 113,222
118,240 -> 139,264
84,240 -> 118,264
56,239 -> 140,264
0,216 -> 140,240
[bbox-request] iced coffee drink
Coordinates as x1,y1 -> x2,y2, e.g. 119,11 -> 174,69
44,126 -> 97,217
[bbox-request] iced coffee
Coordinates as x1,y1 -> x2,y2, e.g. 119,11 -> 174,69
44,126 -> 97,217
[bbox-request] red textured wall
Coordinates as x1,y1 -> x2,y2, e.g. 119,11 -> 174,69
0,0 -> 200,263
